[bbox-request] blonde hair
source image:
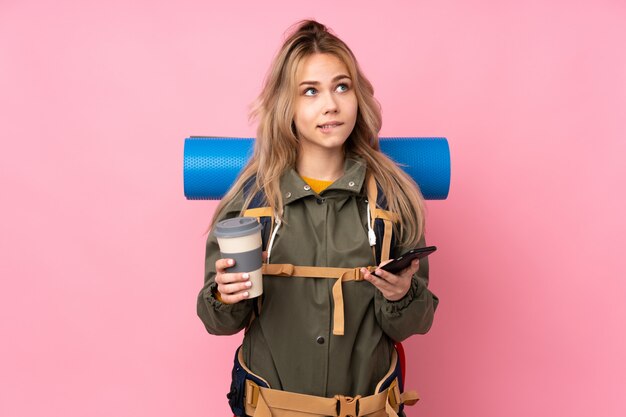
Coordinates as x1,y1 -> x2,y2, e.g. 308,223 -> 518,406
211,20 -> 426,247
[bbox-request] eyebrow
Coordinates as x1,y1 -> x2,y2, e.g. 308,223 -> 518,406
299,74 -> 351,86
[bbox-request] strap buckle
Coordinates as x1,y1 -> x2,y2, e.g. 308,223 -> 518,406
354,268 -> 364,281
335,394 -> 361,417
356,266 -> 377,281
245,380 -> 260,406
387,378 -> 401,409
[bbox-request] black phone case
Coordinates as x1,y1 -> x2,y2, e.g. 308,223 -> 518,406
379,246 -> 437,274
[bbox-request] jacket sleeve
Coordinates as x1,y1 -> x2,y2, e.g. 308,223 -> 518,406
196,198 -> 254,336
374,234 -> 439,342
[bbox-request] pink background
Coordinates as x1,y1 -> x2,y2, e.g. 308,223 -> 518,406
1,0 -> 625,416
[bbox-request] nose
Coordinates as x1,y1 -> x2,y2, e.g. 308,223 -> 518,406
322,91 -> 338,114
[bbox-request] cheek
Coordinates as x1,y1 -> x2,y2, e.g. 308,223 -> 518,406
292,108 -> 312,134
346,97 -> 358,123
342,94 -> 358,115
298,106 -> 318,126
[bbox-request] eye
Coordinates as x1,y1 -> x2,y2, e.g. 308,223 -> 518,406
336,83 -> 349,93
304,87 -> 317,96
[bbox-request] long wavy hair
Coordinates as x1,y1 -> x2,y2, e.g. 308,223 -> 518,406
211,20 -> 426,247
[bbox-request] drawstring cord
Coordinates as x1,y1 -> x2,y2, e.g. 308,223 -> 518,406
366,201 -> 376,246
266,217 -> 281,263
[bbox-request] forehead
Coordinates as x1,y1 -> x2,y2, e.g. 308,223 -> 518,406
295,53 -> 350,82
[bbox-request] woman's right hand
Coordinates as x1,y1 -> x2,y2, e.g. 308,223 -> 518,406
214,258 -> 252,304
214,252 -> 267,304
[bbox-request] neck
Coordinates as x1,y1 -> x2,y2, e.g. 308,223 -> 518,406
296,145 -> 345,181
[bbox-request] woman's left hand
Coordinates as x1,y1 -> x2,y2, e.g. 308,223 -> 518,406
361,259 -> 419,302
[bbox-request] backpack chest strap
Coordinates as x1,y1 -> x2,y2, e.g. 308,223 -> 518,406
262,264 -> 377,336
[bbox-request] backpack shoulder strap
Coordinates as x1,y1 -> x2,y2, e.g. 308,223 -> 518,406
241,177 -> 275,252
366,175 -> 399,264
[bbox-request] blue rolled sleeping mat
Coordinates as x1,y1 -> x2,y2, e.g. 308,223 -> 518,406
183,136 -> 450,200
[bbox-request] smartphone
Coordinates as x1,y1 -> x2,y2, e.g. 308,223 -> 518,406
378,246 -> 437,274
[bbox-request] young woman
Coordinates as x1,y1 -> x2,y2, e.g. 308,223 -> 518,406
197,20 -> 438,417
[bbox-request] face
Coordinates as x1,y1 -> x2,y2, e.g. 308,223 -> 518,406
292,53 -> 358,155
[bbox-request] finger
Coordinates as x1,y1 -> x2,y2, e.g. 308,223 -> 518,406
373,267 -> 400,286
361,268 -> 393,292
219,279 -> 253,296
220,290 -> 250,304
216,271 -> 250,285
215,258 -> 235,273
262,251 -> 268,262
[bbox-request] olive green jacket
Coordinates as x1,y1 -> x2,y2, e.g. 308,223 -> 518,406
197,157 -> 438,398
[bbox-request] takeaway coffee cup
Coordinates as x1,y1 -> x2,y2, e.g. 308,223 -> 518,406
214,217 -> 263,298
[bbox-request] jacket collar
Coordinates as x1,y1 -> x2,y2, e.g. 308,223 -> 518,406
280,156 -> 367,206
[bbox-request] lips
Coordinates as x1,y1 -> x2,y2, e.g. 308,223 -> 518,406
317,121 -> 344,130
